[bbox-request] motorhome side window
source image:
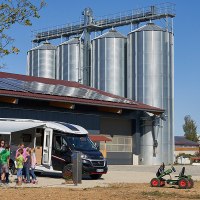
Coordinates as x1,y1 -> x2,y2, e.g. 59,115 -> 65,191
54,135 -> 68,151
55,135 -> 62,150
46,135 -> 50,147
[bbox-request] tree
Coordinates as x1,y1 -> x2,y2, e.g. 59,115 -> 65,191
183,115 -> 199,142
0,0 -> 45,60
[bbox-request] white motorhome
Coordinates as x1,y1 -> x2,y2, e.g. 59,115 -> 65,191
0,118 -> 107,179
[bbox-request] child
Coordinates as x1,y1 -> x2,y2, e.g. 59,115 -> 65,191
16,143 -> 27,180
16,148 -> 24,186
30,148 -> 37,184
24,148 -> 31,183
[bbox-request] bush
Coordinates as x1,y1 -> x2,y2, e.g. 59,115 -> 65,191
176,153 -> 192,159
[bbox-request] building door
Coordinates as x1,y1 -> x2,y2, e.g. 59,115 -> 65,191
100,117 -> 134,165
42,128 -> 53,166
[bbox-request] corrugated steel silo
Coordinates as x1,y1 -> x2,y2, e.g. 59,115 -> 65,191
127,23 -> 174,165
56,37 -> 83,83
27,41 -> 56,79
91,29 -> 127,97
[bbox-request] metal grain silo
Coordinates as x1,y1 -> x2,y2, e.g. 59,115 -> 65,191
56,37 -> 83,83
127,23 -> 174,165
27,41 -> 56,79
91,29 -> 127,97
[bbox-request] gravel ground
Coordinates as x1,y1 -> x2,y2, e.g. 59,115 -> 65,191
0,182 -> 200,200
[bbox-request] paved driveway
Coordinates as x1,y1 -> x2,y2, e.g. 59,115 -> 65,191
6,165 -> 200,188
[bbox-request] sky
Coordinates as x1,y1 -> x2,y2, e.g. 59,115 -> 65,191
1,0 -> 200,136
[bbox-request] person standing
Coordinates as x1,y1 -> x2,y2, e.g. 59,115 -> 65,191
15,143 -> 27,159
16,148 -> 24,186
24,148 -> 31,183
0,140 -> 5,184
30,148 -> 37,184
16,143 -> 27,180
0,144 -> 10,185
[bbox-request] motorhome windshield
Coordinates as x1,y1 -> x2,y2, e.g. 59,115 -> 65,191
64,135 -> 97,151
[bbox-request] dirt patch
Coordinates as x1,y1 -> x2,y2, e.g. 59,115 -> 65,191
0,182 -> 200,200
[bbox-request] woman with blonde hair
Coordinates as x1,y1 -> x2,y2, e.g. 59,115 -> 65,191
30,148 -> 37,184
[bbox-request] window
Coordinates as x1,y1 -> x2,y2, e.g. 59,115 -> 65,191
55,135 -> 62,150
54,135 -> 68,151
100,136 -> 132,152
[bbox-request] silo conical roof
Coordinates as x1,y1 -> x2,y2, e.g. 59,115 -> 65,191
130,23 -> 165,33
94,29 -> 126,40
58,37 -> 80,46
29,41 -> 56,51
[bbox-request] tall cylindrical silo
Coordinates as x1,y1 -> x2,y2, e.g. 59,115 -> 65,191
27,41 -> 56,79
91,29 -> 127,97
127,23 -> 174,165
56,37 -> 83,83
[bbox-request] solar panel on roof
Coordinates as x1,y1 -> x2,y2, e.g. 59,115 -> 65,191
0,77 -> 137,105
0,78 -> 26,92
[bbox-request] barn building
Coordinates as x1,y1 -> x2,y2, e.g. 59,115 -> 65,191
0,72 -> 164,165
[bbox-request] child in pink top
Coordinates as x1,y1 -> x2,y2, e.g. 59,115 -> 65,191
15,144 -> 27,159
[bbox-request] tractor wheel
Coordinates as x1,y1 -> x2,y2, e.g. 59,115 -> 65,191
150,178 -> 160,187
160,180 -> 165,187
187,179 -> 194,189
178,178 -> 188,189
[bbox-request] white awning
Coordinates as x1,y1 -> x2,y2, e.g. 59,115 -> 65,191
0,118 -> 88,135
0,120 -> 44,135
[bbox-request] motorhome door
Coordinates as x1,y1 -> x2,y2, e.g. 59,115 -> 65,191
42,128 -> 53,166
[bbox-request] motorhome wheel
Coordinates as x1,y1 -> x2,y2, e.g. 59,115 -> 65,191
89,174 -> 102,180
62,164 -> 73,180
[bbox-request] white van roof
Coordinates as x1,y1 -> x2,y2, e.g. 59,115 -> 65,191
0,118 -> 88,135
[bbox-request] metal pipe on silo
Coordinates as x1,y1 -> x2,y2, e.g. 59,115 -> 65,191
127,23 -> 174,165
82,8 -> 93,86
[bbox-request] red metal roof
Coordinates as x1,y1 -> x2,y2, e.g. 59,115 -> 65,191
0,72 -> 164,113
89,135 -> 112,142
